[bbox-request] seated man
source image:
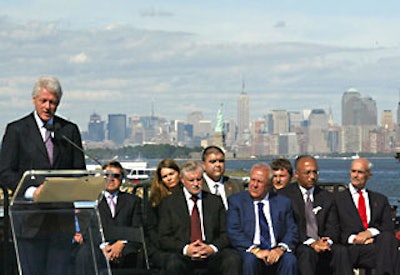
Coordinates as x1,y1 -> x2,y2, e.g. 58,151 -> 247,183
158,160 -> 241,275
227,162 -> 298,275
73,161 -> 143,273
279,155 -> 352,275
98,161 -> 143,267
335,158 -> 399,274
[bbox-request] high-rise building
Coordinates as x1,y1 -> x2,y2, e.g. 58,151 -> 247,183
341,88 -> 377,126
307,109 -> 329,153
87,113 -> 105,142
108,114 -> 126,145
381,110 -> 395,131
187,111 -> 204,137
270,110 -> 289,134
237,81 -> 250,140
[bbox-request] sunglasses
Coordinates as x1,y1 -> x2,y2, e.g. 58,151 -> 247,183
104,172 -> 122,179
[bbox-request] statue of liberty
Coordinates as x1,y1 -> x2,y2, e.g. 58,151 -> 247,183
215,103 -> 224,132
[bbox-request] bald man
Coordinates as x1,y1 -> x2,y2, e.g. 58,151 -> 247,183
335,158 -> 399,274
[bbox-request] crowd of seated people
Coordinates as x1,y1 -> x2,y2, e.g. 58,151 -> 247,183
100,150 -> 399,275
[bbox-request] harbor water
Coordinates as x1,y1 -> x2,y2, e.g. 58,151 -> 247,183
149,157 -> 400,208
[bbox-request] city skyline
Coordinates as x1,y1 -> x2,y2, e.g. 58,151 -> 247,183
1,1 -> 400,135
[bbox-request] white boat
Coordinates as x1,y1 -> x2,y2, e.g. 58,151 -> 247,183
121,161 -> 155,183
351,153 -> 360,159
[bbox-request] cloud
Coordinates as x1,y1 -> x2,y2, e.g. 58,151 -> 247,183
0,9 -> 399,135
69,52 -> 89,64
274,21 -> 286,28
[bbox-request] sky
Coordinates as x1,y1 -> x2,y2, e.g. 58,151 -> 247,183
1,0 -> 400,135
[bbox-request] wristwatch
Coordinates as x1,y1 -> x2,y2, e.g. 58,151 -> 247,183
277,245 -> 287,252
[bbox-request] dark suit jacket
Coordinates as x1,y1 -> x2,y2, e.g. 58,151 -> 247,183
202,175 -> 244,197
158,189 -> 229,254
335,188 -> 394,244
226,190 -> 298,252
278,183 -> 340,243
99,191 -> 143,255
0,112 -> 86,191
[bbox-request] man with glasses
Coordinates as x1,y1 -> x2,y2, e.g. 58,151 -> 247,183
99,161 -> 143,267
201,145 -> 244,209
335,158 -> 400,274
279,155 -> 352,275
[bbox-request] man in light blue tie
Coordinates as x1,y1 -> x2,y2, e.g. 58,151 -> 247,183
227,163 -> 299,275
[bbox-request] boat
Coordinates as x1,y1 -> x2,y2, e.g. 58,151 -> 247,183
351,153 -> 360,159
121,161 -> 155,184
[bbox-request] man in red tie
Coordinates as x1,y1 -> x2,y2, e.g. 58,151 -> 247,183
335,158 -> 400,274
158,160 -> 241,275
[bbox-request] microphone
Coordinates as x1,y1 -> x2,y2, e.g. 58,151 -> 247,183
45,123 -> 103,168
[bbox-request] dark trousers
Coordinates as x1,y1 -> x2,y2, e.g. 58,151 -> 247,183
163,248 -> 241,275
296,243 -> 353,275
18,237 -> 73,275
240,250 -> 297,275
348,231 -> 400,275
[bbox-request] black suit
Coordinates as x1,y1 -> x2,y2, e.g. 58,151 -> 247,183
0,112 -> 86,191
99,191 -> 143,258
335,187 -> 399,274
279,183 -> 352,275
0,112 -> 85,275
158,188 -> 241,275
73,191 -> 143,274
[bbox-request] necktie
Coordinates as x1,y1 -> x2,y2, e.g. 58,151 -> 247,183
108,194 -> 116,218
214,184 -> 220,196
357,190 -> 368,229
305,191 -> 319,240
190,195 -> 202,242
257,202 -> 271,249
44,127 -> 54,165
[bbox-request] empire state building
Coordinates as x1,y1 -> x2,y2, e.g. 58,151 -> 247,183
237,81 -> 249,140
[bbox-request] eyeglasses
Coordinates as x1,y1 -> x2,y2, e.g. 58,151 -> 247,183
104,172 -> 122,179
209,159 -> 225,164
300,170 -> 319,176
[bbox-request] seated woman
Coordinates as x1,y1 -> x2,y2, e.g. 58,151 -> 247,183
145,158 -> 181,269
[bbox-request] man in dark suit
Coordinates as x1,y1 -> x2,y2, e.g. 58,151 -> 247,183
227,162 -> 298,275
99,161 -> 143,266
335,158 -> 400,274
73,161 -> 143,273
158,160 -> 241,275
0,75 -> 85,193
201,145 -> 244,209
279,155 -> 352,275
0,76 -> 86,275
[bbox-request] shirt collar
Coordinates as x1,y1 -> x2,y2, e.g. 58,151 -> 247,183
183,187 -> 202,201
34,111 -> 54,128
349,183 -> 366,195
299,185 -> 315,196
203,172 -> 223,185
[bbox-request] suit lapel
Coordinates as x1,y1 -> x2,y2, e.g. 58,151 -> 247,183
26,114 -> 48,160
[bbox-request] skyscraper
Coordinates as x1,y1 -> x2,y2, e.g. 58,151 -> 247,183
108,114 -> 127,145
237,81 -> 249,140
341,88 -> 377,126
88,112 -> 105,142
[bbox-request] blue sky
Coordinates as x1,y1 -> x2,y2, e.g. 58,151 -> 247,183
1,0 -> 400,134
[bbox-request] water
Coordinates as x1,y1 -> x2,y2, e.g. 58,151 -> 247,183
149,157 -> 400,206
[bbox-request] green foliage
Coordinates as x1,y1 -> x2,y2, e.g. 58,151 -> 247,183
86,144 -> 202,162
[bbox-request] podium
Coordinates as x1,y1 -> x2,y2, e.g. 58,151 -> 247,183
9,170 -> 111,275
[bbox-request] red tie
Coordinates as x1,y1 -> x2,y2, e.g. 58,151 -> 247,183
190,195 -> 202,242
357,190 -> 368,229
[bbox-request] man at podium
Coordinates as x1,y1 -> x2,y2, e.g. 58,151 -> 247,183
0,75 -> 86,275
